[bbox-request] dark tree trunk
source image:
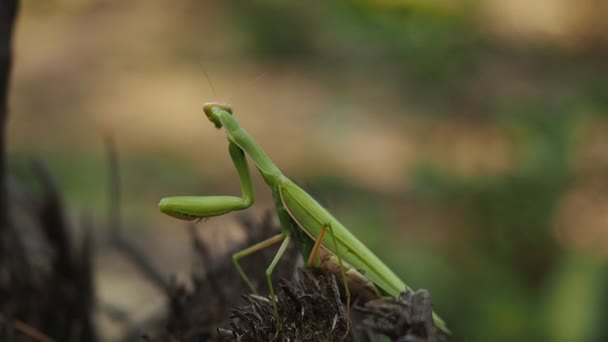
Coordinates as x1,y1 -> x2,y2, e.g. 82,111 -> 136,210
0,0 -> 18,232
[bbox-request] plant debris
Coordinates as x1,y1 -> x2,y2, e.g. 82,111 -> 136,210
217,269 -> 448,342
142,209 -> 449,342
219,270 -> 352,342
0,163 -> 96,341
358,290 -> 449,342
145,212 -> 301,341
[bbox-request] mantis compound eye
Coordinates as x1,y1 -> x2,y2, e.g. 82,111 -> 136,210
203,102 -> 233,128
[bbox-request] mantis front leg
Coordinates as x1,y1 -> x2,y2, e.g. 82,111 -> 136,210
159,140 -> 254,219
160,136 -> 293,324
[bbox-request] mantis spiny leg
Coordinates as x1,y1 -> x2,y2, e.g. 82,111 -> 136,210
232,233 -> 285,294
306,224 -> 352,337
158,141 -> 254,219
265,235 -> 292,324
306,228 -> 327,268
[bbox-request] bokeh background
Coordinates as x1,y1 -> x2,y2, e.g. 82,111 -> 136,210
8,0 -> 608,340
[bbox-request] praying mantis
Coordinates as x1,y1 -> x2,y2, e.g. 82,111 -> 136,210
159,103 -> 449,334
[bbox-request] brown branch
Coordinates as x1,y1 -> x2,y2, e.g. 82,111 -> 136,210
106,137 -> 168,290
0,313 -> 55,342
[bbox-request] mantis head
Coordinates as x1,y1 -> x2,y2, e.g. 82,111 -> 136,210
203,102 -> 233,128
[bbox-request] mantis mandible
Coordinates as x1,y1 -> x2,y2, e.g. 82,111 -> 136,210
159,103 -> 449,334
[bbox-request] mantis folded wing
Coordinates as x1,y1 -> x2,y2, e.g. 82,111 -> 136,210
159,103 -> 449,334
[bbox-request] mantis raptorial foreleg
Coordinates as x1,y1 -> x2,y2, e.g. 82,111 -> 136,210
159,102 -> 450,335
161,140 -> 254,220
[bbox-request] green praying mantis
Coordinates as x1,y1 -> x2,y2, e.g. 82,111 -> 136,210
159,102 -> 449,334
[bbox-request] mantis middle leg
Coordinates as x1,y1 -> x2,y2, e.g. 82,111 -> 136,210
232,233 -> 285,293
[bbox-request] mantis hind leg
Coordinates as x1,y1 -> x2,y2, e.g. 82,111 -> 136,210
306,228 -> 327,268
232,233 -> 285,293
307,224 -> 352,338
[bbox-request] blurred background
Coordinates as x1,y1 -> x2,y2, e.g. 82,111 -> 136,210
8,0 -> 608,340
